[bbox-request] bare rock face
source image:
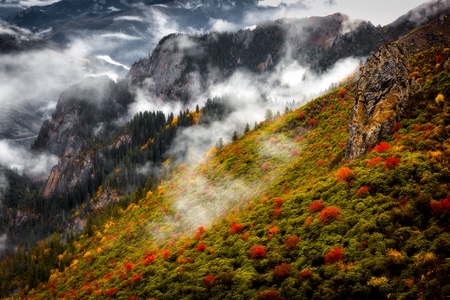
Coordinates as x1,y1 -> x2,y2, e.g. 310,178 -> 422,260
346,42 -> 420,160
41,153 -> 94,199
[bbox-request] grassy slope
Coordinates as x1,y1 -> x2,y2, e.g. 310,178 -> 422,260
21,46 -> 450,299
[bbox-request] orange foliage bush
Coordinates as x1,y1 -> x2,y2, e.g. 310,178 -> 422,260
384,157 -> 401,170
284,235 -> 300,251
255,290 -> 284,300
308,200 -> 324,213
373,142 -> 391,153
196,243 -> 207,252
335,167 -> 354,182
319,206 -> 342,225
304,216 -> 313,227
273,263 -> 293,280
299,269 -> 313,279
249,245 -> 267,259
106,287 -> 119,297
324,247 -> 345,264
229,223 -> 244,234
204,275 -> 215,289
143,254 -> 156,266
430,198 -> 450,215
356,186 -> 370,197
308,118 -> 318,126
366,157 -> 383,168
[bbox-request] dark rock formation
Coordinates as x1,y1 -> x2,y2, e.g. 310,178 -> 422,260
345,43 -> 420,160
32,76 -> 131,157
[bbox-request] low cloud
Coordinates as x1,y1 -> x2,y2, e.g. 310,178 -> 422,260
0,140 -> 58,178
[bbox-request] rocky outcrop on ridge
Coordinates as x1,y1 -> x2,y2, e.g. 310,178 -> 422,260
345,43 -> 420,160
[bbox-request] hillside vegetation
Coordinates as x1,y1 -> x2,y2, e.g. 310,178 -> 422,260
2,28 -> 450,300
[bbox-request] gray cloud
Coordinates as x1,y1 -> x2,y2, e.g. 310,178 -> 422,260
0,140 -> 58,178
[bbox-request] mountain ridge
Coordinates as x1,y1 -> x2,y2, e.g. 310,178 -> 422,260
1,2 -> 450,298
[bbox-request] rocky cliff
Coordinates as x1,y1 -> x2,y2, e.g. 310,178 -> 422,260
126,14 -> 391,105
32,75 -> 130,157
346,7 -> 450,160
345,43 -> 419,160
33,75 -> 132,199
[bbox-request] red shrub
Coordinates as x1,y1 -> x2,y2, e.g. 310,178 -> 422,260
273,263 -> 293,280
290,149 -> 300,156
196,243 -> 207,252
261,162 -> 271,172
273,207 -> 282,219
324,247 -> 345,264
273,197 -> 283,208
143,254 -> 156,266
384,157 -> 401,170
356,186 -> 370,198
337,88 -> 347,98
308,118 -> 318,126
366,157 -> 383,168
436,55 -> 444,63
269,137 -> 277,144
132,274 -> 142,283
316,159 -> 326,167
125,262 -> 133,271
373,142 -> 391,153
106,287 -> 119,297
304,216 -> 313,227
319,206 -> 342,225
195,226 -> 206,240
295,135 -> 305,142
335,167 -> 354,182
308,200 -> 324,213
241,232 -> 250,241
249,245 -> 267,259
430,198 -> 450,215
299,269 -> 313,279
284,235 -> 300,251
297,112 -> 306,119
256,290 -> 284,300
163,250 -> 170,260
204,274 -> 215,289
229,223 -> 244,234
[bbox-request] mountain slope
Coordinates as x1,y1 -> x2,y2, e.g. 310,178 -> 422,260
2,13 -> 450,298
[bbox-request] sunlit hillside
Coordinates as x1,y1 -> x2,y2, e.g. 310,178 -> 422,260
1,40 -> 449,299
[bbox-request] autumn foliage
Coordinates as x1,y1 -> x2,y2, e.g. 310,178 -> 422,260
203,275 -> 215,289
356,186 -> 370,197
273,263 -> 293,280
335,167 -> 354,182
430,198 -> 450,215
229,223 -> 244,234
373,142 -> 391,153
249,245 -> 267,259
366,157 -> 383,168
324,247 -> 345,264
284,235 -> 300,251
319,206 -> 342,225
308,200 -> 324,213
384,157 -> 401,170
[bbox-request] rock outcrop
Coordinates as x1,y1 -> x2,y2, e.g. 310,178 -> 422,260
345,42 -> 420,160
126,14 -> 390,105
32,75 -> 130,157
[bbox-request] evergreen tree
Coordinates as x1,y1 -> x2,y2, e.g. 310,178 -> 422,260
232,131 -> 238,142
244,123 -> 250,133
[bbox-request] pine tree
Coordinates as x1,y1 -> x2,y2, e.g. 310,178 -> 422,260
232,131 -> 238,142
244,123 -> 250,133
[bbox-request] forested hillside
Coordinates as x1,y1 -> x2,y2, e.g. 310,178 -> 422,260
1,22 -> 450,298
